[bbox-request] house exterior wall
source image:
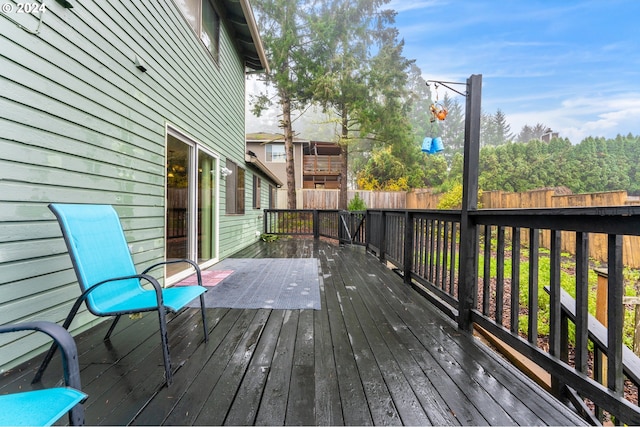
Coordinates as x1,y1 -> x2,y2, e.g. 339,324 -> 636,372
247,141 -> 287,184
247,140 -> 305,208
246,140 -> 305,188
0,0 -> 266,371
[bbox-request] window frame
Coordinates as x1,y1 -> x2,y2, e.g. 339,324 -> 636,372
266,144 -> 286,163
175,0 -> 221,65
253,175 -> 261,209
225,160 -> 245,215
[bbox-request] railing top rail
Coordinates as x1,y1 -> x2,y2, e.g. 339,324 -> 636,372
367,206 -> 640,215
359,206 -> 640,236
474,205 -> 640,216
472,207 -> 640,236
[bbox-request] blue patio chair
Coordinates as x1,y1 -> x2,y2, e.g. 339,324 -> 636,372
33,204 -> 208,386
0,321 -> 86,426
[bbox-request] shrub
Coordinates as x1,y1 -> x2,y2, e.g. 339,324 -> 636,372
260,233 -> 280,242
348,193 -> 367,211
437,184 -> 483,209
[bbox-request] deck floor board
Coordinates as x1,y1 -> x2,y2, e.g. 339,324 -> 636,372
0,239 -> 588,426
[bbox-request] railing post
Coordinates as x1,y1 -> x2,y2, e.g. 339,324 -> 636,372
549,229 -> 562,395
365,210 -> 371,252
379,211 -> 386,262
404,211 -> 414,285
608,234 -> 624,396
313,210 -> 319,239
263,209 -> 268,235
458,74 -> 482,332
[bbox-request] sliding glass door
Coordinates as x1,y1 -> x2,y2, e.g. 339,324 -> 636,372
198,149 -> 216,264
166,128 -> 219,280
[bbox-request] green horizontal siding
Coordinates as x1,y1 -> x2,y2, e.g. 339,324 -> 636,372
0,0 -> 265,371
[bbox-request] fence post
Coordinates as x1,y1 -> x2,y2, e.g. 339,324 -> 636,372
404,211 -> 414,285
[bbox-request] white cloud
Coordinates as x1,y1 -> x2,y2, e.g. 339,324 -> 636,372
505,94 -> 640,143
386,0 -> 445,13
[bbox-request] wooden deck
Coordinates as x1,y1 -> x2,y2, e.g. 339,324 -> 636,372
1,239 -> 587,426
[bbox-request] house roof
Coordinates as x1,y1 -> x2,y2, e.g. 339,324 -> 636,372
222,0 -> 269,72
246,132 -> 309,144
307,140 -> 342,156
245,151 -> 283,186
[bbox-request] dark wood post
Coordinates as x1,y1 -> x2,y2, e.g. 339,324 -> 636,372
313,210 -> 319,239
549,229 -> 562,395
457,74 -> 482,332
608,234 -> 624,395
404,211 -> 414,285
379,211 -> 387,263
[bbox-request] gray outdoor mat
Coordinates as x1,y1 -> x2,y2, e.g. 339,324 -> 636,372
187,257 -> 321,310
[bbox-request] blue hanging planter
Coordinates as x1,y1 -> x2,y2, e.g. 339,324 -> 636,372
421,137 -> 432,153
431,136 -> 444,153
422,136 -> 444,154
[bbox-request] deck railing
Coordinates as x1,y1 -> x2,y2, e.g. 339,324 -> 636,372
264,209 -> 366,245
263,206 -> 640,424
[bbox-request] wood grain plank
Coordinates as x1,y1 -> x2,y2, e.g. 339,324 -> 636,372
320,252 -> 374,425
194,309 -> 271,425
223,310 -> 286,425
312,269 -> 343,426
285,309 -> 315,425
161,309 -> 258,425
331,253 -> 431,426
254,310 -> 299,425
129,308 -> 239,426
323,250 -> 400,425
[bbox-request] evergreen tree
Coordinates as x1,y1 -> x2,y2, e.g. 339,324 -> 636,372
312,0 -> 413,207
251,0 -> 316,208
493,109 -> 514,144
438,93 -> 465,158
405,63 -> 433,141
480,111 -> 496,148
516,123 -> 550,143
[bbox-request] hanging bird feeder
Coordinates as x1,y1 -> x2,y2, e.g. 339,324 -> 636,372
430,102 -> 448,121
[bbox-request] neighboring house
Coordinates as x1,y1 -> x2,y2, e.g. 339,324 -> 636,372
246,133 -> 343,207
0,0 -> 270,371
302,140 -> 342,189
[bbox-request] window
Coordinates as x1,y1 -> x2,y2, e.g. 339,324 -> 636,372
253,176 -> 261,209
269,184 -> 276,209
201,0 -> 220,61
225,160 -> 245,214
176,0 -> 220,62
266,144 -> 286,163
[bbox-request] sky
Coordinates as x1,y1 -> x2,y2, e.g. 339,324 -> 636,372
390,0 -> 640,143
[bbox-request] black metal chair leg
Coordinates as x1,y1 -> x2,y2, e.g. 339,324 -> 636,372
32,341 -> 59,384
157,309 -> 172,386
104,315 -> 121,340
32,298 -> 83,384
199,294 -> 208,343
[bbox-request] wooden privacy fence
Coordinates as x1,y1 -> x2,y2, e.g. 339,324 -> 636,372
298,187 -> 640,266
483,189 -> 640,268
302,189 -> 406,209
406,188 -> 640,268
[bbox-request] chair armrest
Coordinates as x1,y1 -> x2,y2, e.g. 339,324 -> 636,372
141,259 -> 203,286
65,274 -> 165,322
0,321 -> 82,392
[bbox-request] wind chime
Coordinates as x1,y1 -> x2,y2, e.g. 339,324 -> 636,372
422,82 -> 447,154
